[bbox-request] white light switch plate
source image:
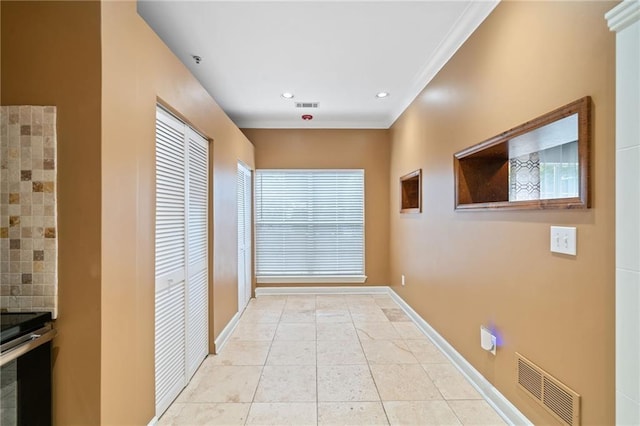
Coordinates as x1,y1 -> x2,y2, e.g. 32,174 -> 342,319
550,226 -> 577,256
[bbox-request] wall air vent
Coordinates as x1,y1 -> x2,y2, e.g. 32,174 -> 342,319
295,102 -> 319,108
516,353 -> 581,426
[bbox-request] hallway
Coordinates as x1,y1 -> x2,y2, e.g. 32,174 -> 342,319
159,294 -> 507,425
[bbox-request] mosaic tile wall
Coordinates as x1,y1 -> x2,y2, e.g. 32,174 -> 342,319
0,106 -> 58,317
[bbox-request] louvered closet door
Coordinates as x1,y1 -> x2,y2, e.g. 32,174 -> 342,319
237,163 -> 252,311
155,107 -> 187,416
242,167 -> 252,307
186,128 -> 209,379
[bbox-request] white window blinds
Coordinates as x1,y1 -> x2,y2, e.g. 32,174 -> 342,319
255,169 -> 366,283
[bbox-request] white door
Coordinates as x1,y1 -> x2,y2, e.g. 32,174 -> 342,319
237,163 -> 252,312
155,108 -> 187,416
155,107 -> 209,417
185,128 -> 209,380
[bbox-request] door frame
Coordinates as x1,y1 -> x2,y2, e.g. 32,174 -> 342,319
237,161 -> 253,312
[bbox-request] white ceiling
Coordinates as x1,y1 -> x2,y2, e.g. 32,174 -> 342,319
138,1 -> 498,129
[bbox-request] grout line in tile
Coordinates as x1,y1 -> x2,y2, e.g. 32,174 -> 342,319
354,304 -> 391,425
243,308 -> 276,426
164,293 -> 505,425
373,301 -> 397,426
444,399 -> 465,425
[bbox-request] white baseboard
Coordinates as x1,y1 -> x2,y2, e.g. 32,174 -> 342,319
253,285 -> 531,425
255,285 -> 389,296
214,311 -> 241,353
147,416 -> 158,426
387,288 -> 532,426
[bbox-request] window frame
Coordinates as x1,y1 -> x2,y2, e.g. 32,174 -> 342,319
254,169 -> 367,284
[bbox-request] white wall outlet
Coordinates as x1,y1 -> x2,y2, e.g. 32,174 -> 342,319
401,274 -> 405,286
480,326 -> 497,355
550,226 -> 577,256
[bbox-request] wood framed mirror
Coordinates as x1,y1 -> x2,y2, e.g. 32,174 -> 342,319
400,169 -> 422,213
454,96 -> 591,210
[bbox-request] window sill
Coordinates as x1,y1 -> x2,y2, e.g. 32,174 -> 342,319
257,275 -> 367,284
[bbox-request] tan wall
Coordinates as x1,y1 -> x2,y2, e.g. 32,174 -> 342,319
389,2 -> 615,425
1,2 -> 103,424
2,0 -> 616,424
3,0 -> 255,423
101,2 -> 254,423
243,129 -> 390,286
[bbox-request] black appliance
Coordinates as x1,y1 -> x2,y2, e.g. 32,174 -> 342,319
1,312 -> 56,426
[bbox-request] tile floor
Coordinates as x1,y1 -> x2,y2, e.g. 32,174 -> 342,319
159,294 -> 508,425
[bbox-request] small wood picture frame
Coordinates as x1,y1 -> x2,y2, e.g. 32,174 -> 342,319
400,169 -> 421,213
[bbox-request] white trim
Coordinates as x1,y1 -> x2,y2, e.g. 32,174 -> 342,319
213,311 -> 241,353
235,118 -> 390,129
252,285 -> 532,425
389,0 -> 499,128
255,285 -> 388,296
606,0 -> 640,32
387,288 -> 533,426
257,168 -> 364,173
609,2 -> 640,423
147,416 -> 158,426
235,1 -> 499,130
237,162 -> 252,312
257,275 -> 367,284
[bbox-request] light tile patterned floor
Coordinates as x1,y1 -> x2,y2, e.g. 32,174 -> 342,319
159,294 -> 508,425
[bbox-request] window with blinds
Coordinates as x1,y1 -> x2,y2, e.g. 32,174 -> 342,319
255,169 -> 366,283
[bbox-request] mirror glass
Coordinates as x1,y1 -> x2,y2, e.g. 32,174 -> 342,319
508,113 -> 578,201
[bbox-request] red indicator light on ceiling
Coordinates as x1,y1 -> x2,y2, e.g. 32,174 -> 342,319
301,114 -> 313,121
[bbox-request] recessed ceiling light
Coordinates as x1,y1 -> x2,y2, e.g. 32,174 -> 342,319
376,92 -> 390,99
281,92 -> 294,99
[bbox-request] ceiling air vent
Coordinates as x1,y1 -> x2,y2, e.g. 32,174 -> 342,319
295,102 -> 319,109
516,353 -> 581,426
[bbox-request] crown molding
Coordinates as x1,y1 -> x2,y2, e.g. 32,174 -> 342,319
606,0 -> 640,33
388,0 -> 499,128
236,118 -> 390,129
